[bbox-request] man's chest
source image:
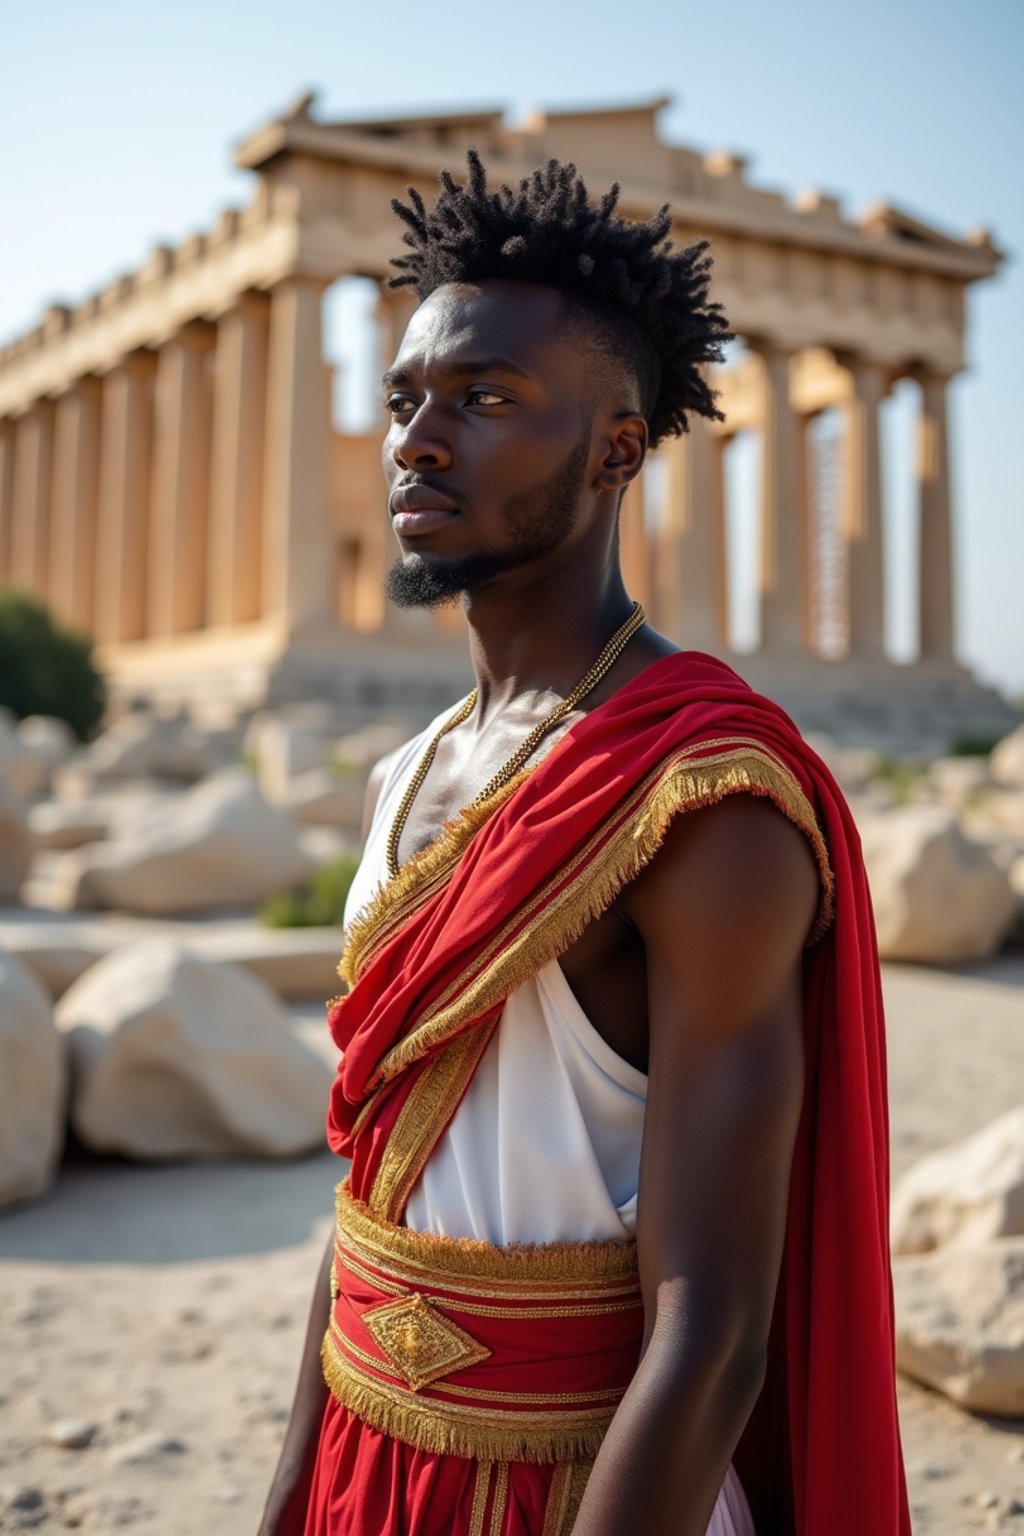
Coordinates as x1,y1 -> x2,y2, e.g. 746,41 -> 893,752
391,730 -> 650,1076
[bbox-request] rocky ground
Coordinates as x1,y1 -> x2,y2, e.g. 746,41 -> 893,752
0,966 -> 1021,1535
3,704 -> 1024,1531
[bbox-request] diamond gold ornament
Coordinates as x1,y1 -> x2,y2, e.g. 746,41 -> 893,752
363,1292 -> 491,1392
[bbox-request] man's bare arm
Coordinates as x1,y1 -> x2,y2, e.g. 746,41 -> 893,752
256,756 -> 391,1534
256,1230 -> 334,1535
572,795 -> 820,1536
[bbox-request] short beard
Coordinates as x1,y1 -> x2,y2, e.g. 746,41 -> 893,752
384,431 -> 589,611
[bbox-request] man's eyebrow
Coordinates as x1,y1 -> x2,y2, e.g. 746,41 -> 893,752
381,356 -> 535,390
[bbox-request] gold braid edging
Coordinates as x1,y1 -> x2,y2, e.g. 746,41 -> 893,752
542,1458 -> 595,1536
320,1327 -> 617,1465
371,742 -> 835,1086
339,772 -> 530,987
369,1023 -> 498,1222
488,1462 -> 509,1534
469,1462 -> 492,1536
336,1179 -> 639,1288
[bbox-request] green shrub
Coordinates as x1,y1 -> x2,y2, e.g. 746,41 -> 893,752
948,733 -> 1004,758
0,588 -> 106,742
259,854 -> 360,929
328,754 -> 363,779
872,755 -> 922,806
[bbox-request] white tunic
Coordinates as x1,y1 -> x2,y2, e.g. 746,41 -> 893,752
343,709 -> 757,1535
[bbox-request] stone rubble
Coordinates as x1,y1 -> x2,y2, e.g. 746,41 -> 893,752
891,1107 -> 1024,1255
0,953 -> 65,1208
54,941 -> 333,1159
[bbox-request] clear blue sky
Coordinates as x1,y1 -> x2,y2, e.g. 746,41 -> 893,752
3,0 -> 1021,695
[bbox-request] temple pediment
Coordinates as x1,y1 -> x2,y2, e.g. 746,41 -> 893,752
233,94 -> 1002,283
857,202 -> 999,259
0,88 -> 1016,746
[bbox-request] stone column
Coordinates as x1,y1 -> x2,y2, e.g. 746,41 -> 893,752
262,276 -> 333,632
660,420 -> 726,649
0,419 -> 14,583
207,293 -> 270,627
374,285 -> 423,637
95,351 -> 156,643
149,323 -> 216,636
797,413 -> 816,653
751,342 -> 805,653
916,372 -> 955,663
10,403 -> 56,598
50,378 -> 102,632
374,285 -> 418,384
839,357 -> 887,658
618,475 -> 650,607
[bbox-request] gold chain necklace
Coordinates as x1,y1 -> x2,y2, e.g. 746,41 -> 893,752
385,601 -> 646,878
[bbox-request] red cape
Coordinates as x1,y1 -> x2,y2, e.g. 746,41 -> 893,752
325,651 -> 911,1534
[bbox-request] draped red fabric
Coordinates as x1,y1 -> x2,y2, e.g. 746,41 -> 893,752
321,650 -> 911,1534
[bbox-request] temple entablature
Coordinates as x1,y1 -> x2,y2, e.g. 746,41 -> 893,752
0,94 -> 1014,748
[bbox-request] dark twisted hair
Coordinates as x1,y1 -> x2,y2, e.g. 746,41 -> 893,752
388,151 -> 732,446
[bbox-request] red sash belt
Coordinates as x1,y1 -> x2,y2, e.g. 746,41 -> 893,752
321,1180 -> 643,1465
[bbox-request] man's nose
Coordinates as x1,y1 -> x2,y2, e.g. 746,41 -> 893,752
390,405 -> 454,473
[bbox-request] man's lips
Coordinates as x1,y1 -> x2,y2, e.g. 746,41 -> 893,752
389,485 -> 460,536
393,507 -> 457,536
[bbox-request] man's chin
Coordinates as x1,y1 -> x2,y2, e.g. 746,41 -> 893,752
383,551 -> 510,611
383,556 -> 466,611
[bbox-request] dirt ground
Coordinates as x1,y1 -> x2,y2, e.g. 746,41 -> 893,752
1,958 -> 1023,1534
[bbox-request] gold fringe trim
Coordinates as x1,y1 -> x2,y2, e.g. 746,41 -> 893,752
371,742 -> 834,1086
339,772 -> 531,987
370,1023 -> 498,1222
320,1327 -> 617,1465
336,1179 -> 639,1288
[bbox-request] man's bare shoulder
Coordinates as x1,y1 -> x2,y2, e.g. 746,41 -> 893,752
361,734 -> 423,846
621,794 -> 821,1039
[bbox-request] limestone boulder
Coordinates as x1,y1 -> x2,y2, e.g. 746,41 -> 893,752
49,768 -> 316,915
257,719 -> 331,803
963,787 -> 1024,845
55,941 -> 333,1158
992,724 -> 1024,790
0,952 -> 66,1206
1010,855 -> 1024,946
28,799 -> 111,851
860,806 -> 1017,963
891,1108 -> 1024,1255
0,777 -> 32,901
332,722 -> 414,775
16,715 -> 77,797
79,710 -> 216,785
0,713 -> 42,803
286,767 -> 366,830
894,1239 -> 1024,1417
925,755 -> 992,809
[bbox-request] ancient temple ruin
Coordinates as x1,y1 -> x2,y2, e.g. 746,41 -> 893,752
0,94 -> 1015,747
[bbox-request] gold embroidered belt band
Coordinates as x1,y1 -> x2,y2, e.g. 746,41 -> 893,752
321,1180 -> 644,1464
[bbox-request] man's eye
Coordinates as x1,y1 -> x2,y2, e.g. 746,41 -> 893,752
385,395 -> 416,415
467,389 -> 508,407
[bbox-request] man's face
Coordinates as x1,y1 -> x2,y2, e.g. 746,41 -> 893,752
381,281 -> 598,609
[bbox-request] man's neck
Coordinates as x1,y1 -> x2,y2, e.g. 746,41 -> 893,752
462,565 -> 635,723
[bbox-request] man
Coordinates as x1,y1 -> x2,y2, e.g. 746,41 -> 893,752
260,154 -> 910,1536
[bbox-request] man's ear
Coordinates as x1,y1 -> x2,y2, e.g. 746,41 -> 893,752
594,412 -> 649,491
